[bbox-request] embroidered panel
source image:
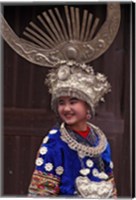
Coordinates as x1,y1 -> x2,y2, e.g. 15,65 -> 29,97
28,170 -> 60,196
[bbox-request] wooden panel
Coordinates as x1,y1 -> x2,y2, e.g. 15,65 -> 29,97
3,135 -> 42,195
4,108 -> 56,133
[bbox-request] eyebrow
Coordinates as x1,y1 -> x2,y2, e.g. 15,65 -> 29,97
58,99 -> 64,102
70,97 -> 79,100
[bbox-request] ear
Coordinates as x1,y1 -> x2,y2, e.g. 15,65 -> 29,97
86,110 -> 92,120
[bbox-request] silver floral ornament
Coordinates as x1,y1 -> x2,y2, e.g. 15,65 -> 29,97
92,168 -> 99,177
98,172 -> 109,179
110,161 -> 114,169
35,157 -> 44,166
96,73 -> 107,82
80,168 -> 90,176
86,159 -> 94,168
49,129 -> 58,134
57,65 -> 70,80
43,136 -> 49,144
55,166 -> 64,175
39,146 -> 48,155
44,162 -> 53,171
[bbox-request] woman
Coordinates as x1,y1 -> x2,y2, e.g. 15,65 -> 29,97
28,61 -> 117,198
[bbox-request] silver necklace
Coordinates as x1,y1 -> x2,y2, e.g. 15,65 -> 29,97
60,122 -> 107,158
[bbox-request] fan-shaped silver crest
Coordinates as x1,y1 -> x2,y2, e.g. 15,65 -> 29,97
0,3 -> 121,67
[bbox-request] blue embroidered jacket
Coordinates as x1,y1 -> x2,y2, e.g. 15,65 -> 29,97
32,127 -> 114,196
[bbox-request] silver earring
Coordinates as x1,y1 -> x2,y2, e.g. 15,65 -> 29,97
87,110 -> 91,120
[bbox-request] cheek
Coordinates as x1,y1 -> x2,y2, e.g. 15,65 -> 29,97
75,104 -> 87,116
57,105 -> 63,115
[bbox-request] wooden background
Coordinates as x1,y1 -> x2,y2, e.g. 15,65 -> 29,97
2,2 -> 132,197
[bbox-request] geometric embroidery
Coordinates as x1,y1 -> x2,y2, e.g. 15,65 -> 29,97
28,170 -> 60,196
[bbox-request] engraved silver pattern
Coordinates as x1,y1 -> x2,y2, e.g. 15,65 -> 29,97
60,122 -> 107,158
76,176 -> 113,198
0,4 -> 121,66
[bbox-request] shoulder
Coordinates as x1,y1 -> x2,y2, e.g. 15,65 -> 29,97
36,128 -> 62,161
41,127 -> 61,147
35,128 -> 64,173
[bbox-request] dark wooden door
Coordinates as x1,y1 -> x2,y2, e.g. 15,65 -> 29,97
2,3 -> 132,197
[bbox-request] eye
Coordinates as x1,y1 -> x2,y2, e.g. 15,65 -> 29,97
70,97 -> 79,104
58,99 -> 64,105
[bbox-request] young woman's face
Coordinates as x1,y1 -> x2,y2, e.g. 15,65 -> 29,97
57,96 -> 89,130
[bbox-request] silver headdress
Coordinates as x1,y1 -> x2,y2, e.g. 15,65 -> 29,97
0,3 -> 121,114
46,60 -> 111,114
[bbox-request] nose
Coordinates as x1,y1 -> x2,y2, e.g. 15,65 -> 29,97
63,103 -> 71,112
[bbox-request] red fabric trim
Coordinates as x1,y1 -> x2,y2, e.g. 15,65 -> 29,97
73,126 -> 90,138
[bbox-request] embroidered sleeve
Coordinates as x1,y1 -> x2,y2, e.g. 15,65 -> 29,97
28,170 -> 60,196
28,129 -> 64,196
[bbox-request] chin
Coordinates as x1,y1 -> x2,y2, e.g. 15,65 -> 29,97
63,118 -> 76,125
65,120 -> 78,127
66,122 -> 75,126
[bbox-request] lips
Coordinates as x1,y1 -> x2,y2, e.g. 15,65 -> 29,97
64,114 -> 74,119
64,113 -> 75,119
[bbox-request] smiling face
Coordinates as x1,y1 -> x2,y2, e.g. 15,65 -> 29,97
57,96 -> 90,131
